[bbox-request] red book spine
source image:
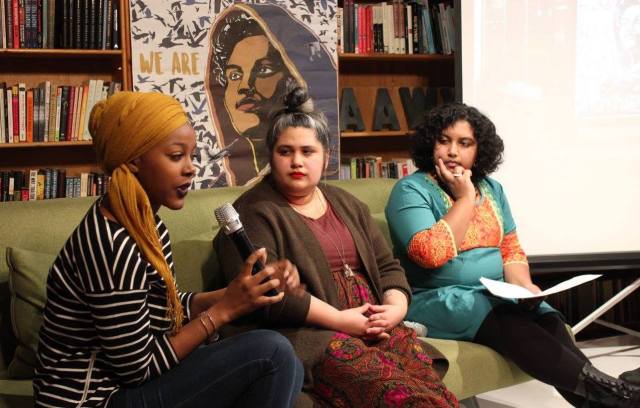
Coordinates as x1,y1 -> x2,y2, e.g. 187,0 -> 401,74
367,5 -> 373,54
363,5 -> 369,54
358,5 -> 366,54
66,86 -> 75,141
12,0 -> 19,48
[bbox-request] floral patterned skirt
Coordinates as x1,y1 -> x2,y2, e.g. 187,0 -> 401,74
310,271 -> 458,408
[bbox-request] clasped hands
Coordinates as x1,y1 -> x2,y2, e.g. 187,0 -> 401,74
338,303 -> 405,341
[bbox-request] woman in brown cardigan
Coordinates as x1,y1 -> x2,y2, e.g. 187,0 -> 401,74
214,87 -> 458,408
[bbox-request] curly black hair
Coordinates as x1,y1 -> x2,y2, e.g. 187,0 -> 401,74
411,103 -> 504,184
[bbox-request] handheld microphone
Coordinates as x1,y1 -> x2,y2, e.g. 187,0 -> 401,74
214,203 -> 278,297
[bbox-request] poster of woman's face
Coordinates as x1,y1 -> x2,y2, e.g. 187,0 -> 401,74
130,0 -> 338,188
224,35 -> 287,133
206,3 -> 338,186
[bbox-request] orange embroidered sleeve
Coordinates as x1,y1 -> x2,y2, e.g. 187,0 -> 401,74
407,220 -> 457,269
500,231 -> 528,265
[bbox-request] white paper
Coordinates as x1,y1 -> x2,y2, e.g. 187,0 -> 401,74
479,274 -> 602,299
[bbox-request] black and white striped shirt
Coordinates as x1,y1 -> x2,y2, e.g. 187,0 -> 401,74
34,198 -> 194,408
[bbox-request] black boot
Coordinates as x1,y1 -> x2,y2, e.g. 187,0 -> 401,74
620,367 -> 640,386
574,363 -> 640,407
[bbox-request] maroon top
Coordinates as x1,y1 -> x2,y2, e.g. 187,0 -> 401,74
300,203 -> 379,308
300,202 -> 362,274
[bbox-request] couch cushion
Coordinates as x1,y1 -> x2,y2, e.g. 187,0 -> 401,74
5,248 -> 54,379
172,235 -> 221,293
422,337 -> 531,400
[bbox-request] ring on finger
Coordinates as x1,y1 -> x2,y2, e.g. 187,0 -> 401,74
452,173 -> 463,177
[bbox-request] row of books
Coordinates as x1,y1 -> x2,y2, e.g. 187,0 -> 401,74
0,80 -> 121,144
0,169 -> 109,201
339,156 -> 418,180
338,0 -> 455,55
0,0 -> 120,49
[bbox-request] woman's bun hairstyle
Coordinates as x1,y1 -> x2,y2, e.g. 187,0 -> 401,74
284,86 -> 314,114
266,80 -> 330,154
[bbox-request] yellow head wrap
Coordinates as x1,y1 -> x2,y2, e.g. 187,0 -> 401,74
89,91 -> 189,331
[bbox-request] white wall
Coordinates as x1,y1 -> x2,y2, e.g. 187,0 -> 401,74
461,0 -> 640,255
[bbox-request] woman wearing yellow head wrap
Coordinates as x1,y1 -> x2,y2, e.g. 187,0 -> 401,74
34,92 -> 304,408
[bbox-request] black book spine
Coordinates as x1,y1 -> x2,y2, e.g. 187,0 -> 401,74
403,4 -> 408,54
430,4 -> 442,54
23,0 -> 29,47
81,0 -> 87,48
74,0 -> 80,48
65,0 -> 71,48
104,0 -> 111,48
88,0 -> 94,48
5,0 -> 13,48
54,0 -> 62,47
50,168 -> 57,198
57,169 -> 66,198
0,172 -> 7,201
37,0 -> 43,47
111,0 -> 118,49
44,168 -> 52,199
96,0 -> 103,48
13,171 -> 23,201
376,19 -> 382,53
61,0 -> 68,47
96,173 -> 103,195
58,85 -> 68,140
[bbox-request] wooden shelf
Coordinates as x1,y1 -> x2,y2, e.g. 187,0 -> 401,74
338,52 -> 454,62
0,49 -> 123,57
341,130 -> 415,138
0,141 -> 93,149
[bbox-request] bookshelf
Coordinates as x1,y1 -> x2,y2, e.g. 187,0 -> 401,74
0,0 -> 132,189
338,52 -> 455,163
337,0 -> 457,176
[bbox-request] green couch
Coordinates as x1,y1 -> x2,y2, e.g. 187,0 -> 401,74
0,178 -> 530,407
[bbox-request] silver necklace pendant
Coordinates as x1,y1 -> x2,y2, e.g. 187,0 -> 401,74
343,263 -> 354,279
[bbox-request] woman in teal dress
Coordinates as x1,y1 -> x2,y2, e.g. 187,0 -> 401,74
385,103 -> 639,407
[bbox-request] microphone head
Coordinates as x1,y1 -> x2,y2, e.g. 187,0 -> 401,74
214,203 -> 243,235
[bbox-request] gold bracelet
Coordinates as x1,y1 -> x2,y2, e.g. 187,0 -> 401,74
198,315 -> 212,339
202,310 -> 217,334
199,311 -> 220,343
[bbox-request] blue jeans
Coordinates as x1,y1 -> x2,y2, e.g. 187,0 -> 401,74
108,330 -> 303,408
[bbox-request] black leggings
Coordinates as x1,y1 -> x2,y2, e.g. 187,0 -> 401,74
474,304 -> 590,405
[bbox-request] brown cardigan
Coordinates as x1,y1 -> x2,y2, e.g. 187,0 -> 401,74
213,176 -> 446,402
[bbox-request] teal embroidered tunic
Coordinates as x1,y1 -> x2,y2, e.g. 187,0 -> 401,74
385,172 -> 556,340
